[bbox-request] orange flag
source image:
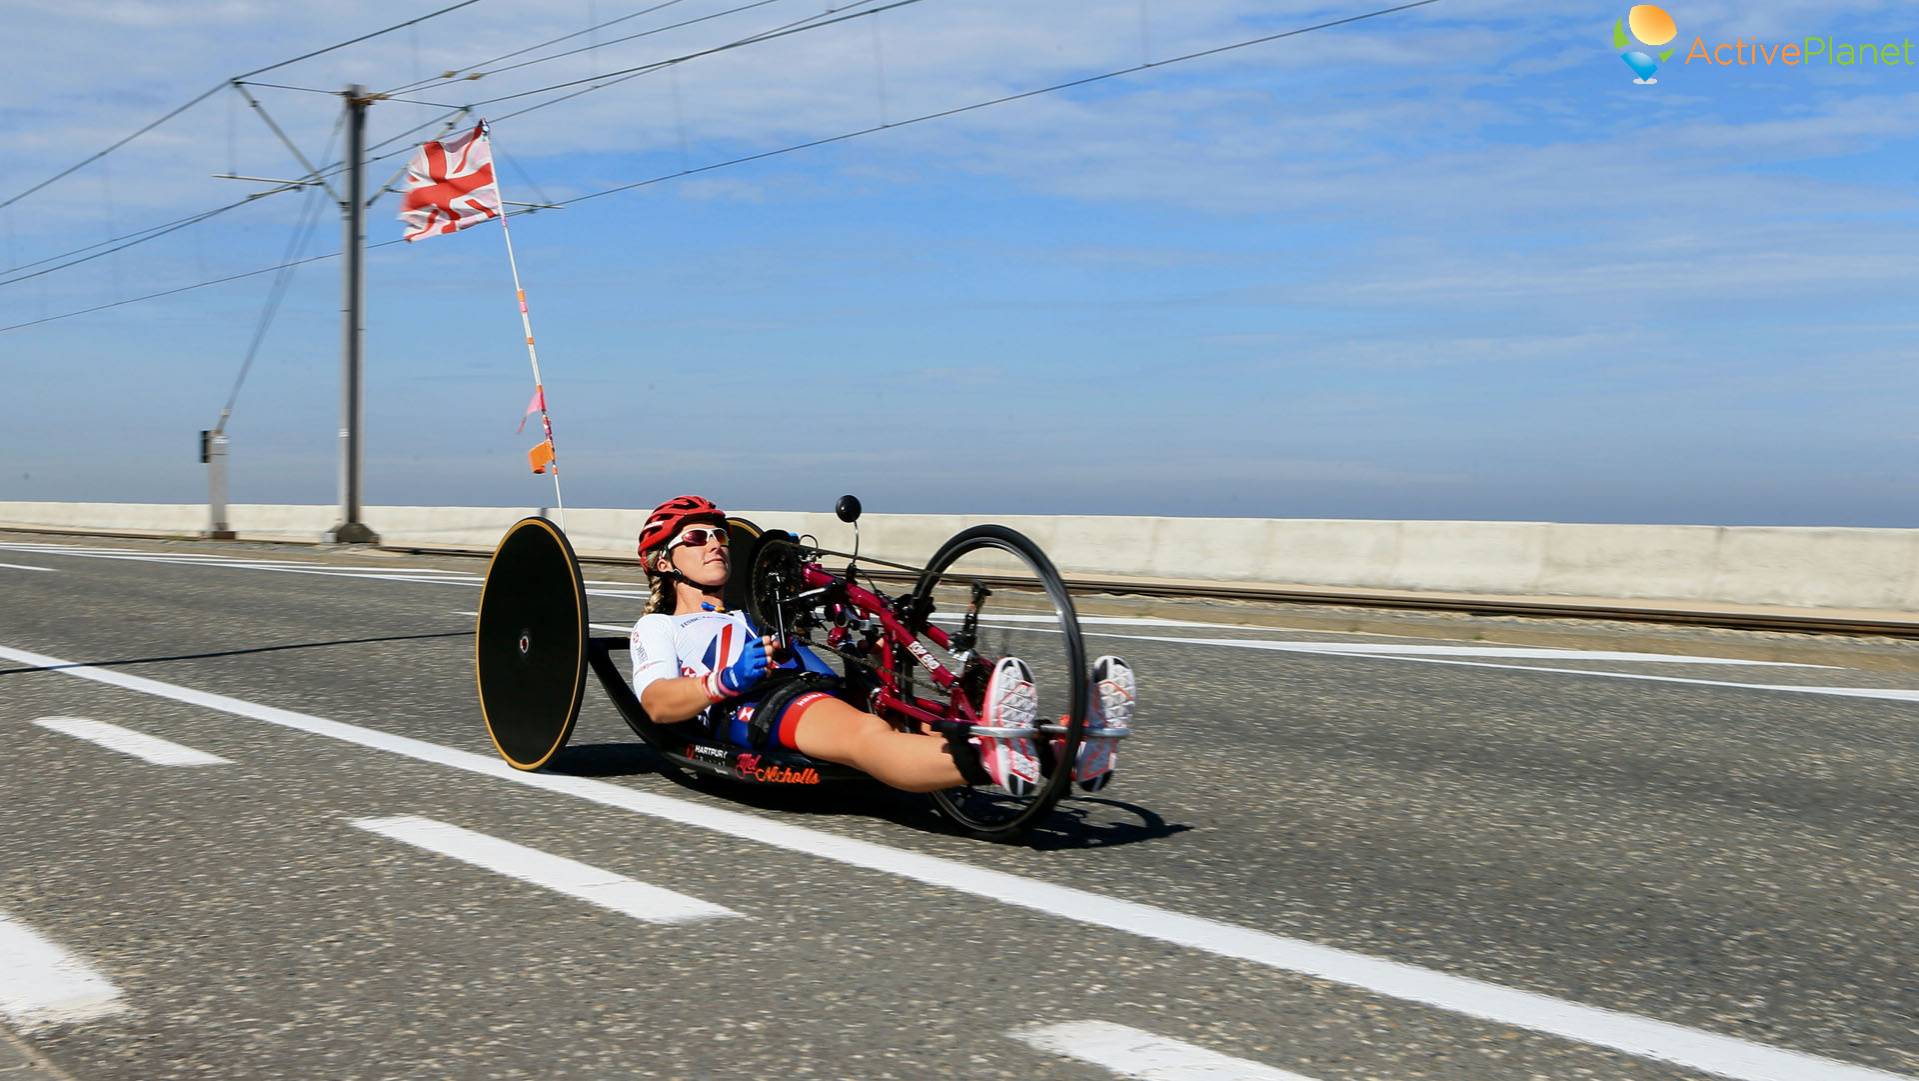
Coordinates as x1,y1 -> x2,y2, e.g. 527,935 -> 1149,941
527,439 -> 555,475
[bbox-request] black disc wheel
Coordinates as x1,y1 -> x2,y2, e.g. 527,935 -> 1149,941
909,524 -> 1087,841
476,517 -> 589,770
729,522 -> 803,637
719,516 -> 763,615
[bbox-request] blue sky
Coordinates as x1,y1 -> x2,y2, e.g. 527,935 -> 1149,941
4,0 -> 1916,525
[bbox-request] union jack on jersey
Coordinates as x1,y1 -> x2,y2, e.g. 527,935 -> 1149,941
398,122 -> 501,242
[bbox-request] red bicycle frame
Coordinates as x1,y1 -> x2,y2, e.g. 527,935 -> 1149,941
798,562 -> 980,728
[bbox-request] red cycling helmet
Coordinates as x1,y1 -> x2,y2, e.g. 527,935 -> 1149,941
638,494 -> 726,556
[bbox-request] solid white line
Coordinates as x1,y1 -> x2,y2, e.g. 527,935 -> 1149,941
352,815 -> 736,924
0,544 -> 668,598
0,544 -> 660,600
0,642 -> 1903,1081
0,912 -> 127,1032
0,560 -> 56,572
1012,1021 -> 1318,1081
1086,631 -> 1919,702
941,612 -> 1829,670
1188,639 -> 1821,667
937,612 -> 1268,632
1352,654 -> 1919,704
34,717 -> 230,766
992,623 -> 1820,668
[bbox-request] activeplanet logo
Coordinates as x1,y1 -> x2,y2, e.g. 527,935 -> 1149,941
1683,35 -> 1918,68
1613,4 -> 1919,84
1614,5 -> 1678,83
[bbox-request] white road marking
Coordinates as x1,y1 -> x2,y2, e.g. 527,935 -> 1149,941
0,912 -> 127,1031
352,815 -> 736,924
33,717 -> 230,766
1140,636 -> 1822,667
1243,642 -> 1817,666
975,622 -> 1822,668
0,642 -> 1904,1081
466,615 -> 648,633
1012,1021 -> 1318,1081
0,560 -> 56,572
1351,654 -> 1919,704
939,612 -> 1265,632
0,542 -> 668,598
1083,631 -> 1919,703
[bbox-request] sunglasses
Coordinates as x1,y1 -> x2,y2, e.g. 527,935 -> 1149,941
667,526 -> 730,550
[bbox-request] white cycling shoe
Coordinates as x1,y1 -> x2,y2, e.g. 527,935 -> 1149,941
970,656 -> 1041,796
1072,655 -> 1134,792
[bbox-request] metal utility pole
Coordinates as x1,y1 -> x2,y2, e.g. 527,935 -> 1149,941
328,85 -> 379,544
200,428 -> 235,540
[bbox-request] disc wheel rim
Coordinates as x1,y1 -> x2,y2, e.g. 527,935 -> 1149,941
475,517 -> 589,770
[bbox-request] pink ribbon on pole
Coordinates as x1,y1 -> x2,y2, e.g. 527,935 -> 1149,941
516,386 -> 545,433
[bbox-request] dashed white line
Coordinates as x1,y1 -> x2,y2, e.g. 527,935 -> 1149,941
1012,1021 -> 1318,1081
0,543 -> 669,598
0,641 -> 1904,1081
33,717 -> 230,766
352,815 -> 737,924
0,561 -> 56,572
0,912 -> 127,1032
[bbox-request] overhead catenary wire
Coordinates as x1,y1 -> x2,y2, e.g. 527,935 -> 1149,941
1,0 -> 487,214
487,0 -> 888,124
216,169 -> 336,431
303,0 -> 892,211
215,117 -> 346,431
553,0 -> 1443,205
0,83 -> 228,214
382,0 -> 694,95
461,0 -> 926,109
0,100 -> 454,286
0,109 -> 351,288
243,0 -> 777,101
234,80 -> 466,110
364,1 -> 883,203
3,0 -> 1441,334
7,0 -> 882,283
0,248 -> 352,334
232,0 -> 488,80
397,0 -> 786,95
229,82 -> 345,202
0,197 -> 282,289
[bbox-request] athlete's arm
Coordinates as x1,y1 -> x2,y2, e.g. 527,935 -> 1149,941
640,676 -> 722,724
630,615 -> 709,724
632,616 -> 779,723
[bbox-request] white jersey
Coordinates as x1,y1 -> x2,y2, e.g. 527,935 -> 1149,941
628,607 -> 756,701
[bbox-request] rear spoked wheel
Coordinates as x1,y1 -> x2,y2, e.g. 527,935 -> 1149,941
909,525 -> 1087,841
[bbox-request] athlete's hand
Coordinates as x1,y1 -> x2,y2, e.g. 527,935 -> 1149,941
705,633 -> 778,699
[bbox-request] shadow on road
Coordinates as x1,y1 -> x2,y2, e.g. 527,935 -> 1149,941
0,630 -> 475,677
539,739 -> 1189,850
545,741 -> 681,779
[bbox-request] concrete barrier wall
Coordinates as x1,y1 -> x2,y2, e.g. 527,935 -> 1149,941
2,501 -> 1914,612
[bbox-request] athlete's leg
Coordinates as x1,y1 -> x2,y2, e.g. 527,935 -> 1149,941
785,697 -> 971,793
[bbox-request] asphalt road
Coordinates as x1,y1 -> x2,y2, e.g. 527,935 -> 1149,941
0,531 -> 1913,1081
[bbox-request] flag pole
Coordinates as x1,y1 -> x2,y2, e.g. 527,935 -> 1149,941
480,119 -> 566,529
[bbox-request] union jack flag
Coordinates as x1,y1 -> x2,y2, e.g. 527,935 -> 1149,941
398,122 -> 501,242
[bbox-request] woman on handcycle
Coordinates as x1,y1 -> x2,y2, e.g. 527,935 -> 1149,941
628,495 -> 1134,795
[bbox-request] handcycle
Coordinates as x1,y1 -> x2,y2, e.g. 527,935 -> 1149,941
473,496 -> 1121,841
